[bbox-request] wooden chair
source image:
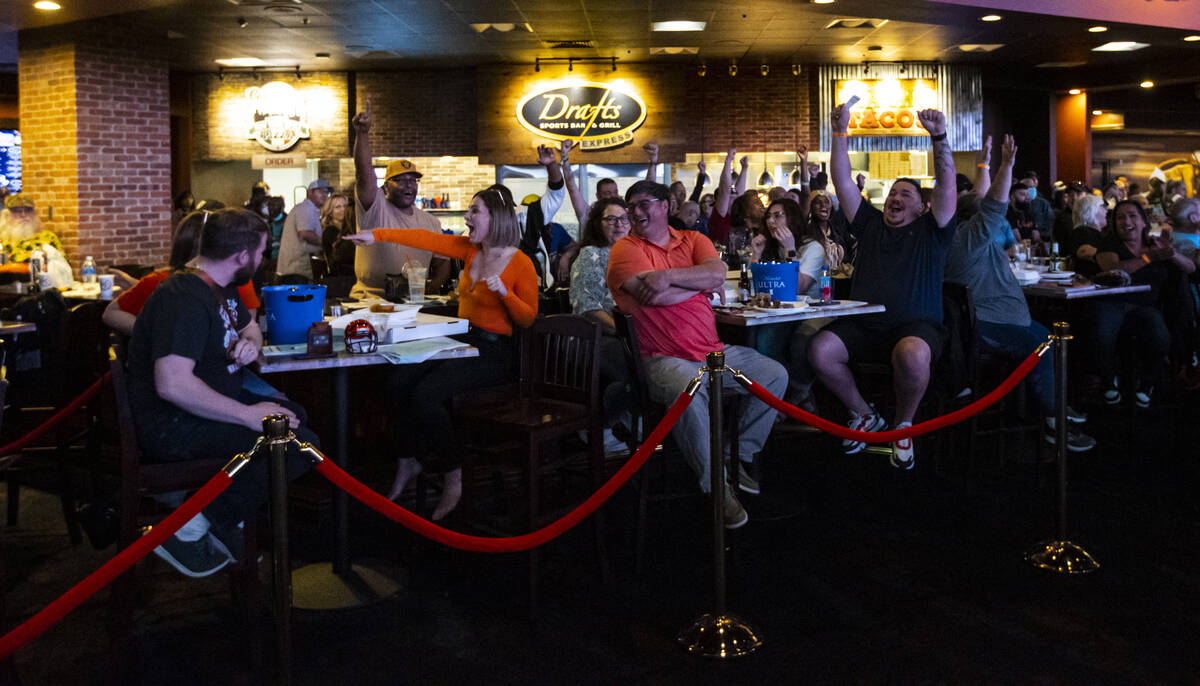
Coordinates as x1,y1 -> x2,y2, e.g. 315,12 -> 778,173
457,314 -> 608,607
106,332 -> 262,679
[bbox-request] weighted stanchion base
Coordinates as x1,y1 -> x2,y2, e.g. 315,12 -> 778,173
678,613 -> 762,658
1025,540 -> 1099,574
291,562 -> 404,610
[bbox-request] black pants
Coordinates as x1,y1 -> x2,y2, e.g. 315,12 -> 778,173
385,330 -> 516,474
140,391 -> 318,530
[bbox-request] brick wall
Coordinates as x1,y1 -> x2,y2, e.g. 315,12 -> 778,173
683,69 -> 818,152
19,18 -> 173,271
17,38 -> 79,262
355,71 -> 477,157
193,71 -> 349,161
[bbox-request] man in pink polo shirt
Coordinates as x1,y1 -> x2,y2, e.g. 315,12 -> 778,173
607,180 -> 787,528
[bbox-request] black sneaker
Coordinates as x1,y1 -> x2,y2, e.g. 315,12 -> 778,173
1043,424 -> 1097,452
722,485 -> 749,529
1066,406 -> 1088,424
1135,385 -> 1153,409
153,532 -> 232,578
736,462 -> 760,495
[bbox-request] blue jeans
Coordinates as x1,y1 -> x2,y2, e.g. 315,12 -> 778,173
976,319 -> 1055,415
643,345 -> 787,493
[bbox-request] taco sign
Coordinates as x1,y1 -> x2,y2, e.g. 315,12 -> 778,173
245,81 -> 311,152
516,81 -> 647,150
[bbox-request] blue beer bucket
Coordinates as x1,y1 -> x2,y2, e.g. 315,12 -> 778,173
749,261 -> 799,300
262,284 -> 326,345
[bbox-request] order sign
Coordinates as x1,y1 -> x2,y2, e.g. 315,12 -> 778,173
834,78 -> 939,137
516,81 -> 647,150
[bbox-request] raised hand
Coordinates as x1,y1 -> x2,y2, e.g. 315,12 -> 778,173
561,139 -> 574,157
917,108 -> 947,136
697,160 -> 707,175
798,144 -> 809,163
1000,134 -> 1017,165
536,144 -> 556,166
739,156 -> 750,171
642,140 -> 659,164
976,135 -> 992,167
351,110 -> 371,134
831,103 -> 852,133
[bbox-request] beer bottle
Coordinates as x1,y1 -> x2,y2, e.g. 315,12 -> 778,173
738,263 -> 751,303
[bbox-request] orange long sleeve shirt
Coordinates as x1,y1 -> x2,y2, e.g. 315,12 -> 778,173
373,229 -> 538,335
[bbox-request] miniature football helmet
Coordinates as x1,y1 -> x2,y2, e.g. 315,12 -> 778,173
343,318 -> 378,354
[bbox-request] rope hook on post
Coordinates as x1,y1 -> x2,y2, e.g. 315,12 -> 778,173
679,350 -> 762,659
1025,322 -> 1099,574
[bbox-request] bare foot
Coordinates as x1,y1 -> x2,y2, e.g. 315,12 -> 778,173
386,457 -> 422,501
431,468 -> 462,521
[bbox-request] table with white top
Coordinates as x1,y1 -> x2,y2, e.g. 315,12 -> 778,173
1021,282 -> 1151,300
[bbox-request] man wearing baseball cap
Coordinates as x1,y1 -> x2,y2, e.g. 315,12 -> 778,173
275,178 -> 333,284
0,193 -> 65,263
350,109 -> 448,297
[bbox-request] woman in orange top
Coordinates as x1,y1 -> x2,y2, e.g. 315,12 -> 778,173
347,188 -> 538,519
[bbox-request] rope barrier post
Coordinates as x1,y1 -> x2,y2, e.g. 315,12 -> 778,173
678,350 -> 761,658
263,414 -> 294,685
1025,322 -> 1099,574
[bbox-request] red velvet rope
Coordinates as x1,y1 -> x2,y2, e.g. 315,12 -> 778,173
0,470 -> 232,660
0,373 -> 110,457
314,390 -> 695,553
744,347 -> 1045,443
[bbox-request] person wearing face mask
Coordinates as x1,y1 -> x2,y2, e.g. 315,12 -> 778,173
1018,172 -> 1055,244
126,208 -> 316,578
1006,184 -> 1037,243
349,108 -> 449,298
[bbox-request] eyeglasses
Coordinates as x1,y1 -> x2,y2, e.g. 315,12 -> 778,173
601,215 -> 631,226
766,211 -> 787,221
630,198 -> 663,213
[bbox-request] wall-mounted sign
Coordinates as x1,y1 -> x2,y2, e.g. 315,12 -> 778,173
834,78 -> 939,137
245,81 -> 311,152
515,81 -> 647,150
251,153 -> 307,169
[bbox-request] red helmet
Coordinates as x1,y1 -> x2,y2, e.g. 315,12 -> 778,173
343,318 -> 378,354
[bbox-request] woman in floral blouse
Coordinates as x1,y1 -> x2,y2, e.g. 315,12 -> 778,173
569,198 -> 631,427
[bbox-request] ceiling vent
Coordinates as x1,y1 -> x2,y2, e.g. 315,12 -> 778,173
542,40 -> 594,49
824,18 -> 888,30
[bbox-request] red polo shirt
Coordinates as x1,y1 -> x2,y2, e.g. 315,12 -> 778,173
606,228 -> 722,362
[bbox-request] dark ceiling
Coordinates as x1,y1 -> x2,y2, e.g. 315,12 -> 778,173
2,0 -> 1199,93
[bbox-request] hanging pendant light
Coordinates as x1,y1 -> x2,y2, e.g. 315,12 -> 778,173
757,152 -> 774,188
788,164 -> 801,185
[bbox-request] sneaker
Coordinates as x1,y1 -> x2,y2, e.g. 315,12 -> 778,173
722,484 -> 749,529
1044,427 -> 1097,452
889,422 -> 915,470
843,410 -> 887,454
153,532 -> 232,579
1102,378 -> 1121,405
207,519 -> 245,563
1135,385 -> 1153,409
1066,406 -> 1088,424
736,462 -> 760,495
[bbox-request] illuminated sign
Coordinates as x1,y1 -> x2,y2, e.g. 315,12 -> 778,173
245,81 -> 311,152
516,81 -> 647,150
834,79 -> 939,136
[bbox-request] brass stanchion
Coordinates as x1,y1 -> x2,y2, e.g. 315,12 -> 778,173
1025,322 -> 1099,574
263,414 -> 294,685
678,350 -> 762,658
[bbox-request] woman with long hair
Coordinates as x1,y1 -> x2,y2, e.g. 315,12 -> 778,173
320,193 -> 355,276
806,190 -> 852,269
346,188 -> 538,519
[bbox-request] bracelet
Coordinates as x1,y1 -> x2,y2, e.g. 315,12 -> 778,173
930,132 -> 947,141
977,163 -> 989,169
1142,253 -> 1151,264
832,132 -> 849,137
801,181 -> 810,186
787,250 -> 797,258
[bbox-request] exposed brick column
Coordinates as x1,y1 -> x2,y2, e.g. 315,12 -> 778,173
19,19 -> 172,273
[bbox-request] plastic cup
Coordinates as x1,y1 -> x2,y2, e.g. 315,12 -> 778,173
405,266 -> 427,303
98,274 -> 114,300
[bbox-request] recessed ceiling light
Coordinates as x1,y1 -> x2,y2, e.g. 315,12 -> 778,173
1093,41 -> 1150,52
1140,80 -> 1154,88
652,21 -> 706,31
958,44 -> 1004,52
1068,89 -> 1081,95
1092,110 -> 1103,115
980,14 -> 1002,22
1088,26 -> 1108,33
1185,35 -> 1200,42
812,0 -> 834,3
215,57 -> 266,67
33,0 -> 61,9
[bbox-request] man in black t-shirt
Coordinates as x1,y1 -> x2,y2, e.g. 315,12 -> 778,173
128,208 -> 316,578
808,104 -> 957,470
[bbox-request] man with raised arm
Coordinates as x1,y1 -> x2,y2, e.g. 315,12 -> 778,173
946,134 -> 1095,452
350,107 -> 449,298
606,180 -> 787,529
808,104 -> 958,470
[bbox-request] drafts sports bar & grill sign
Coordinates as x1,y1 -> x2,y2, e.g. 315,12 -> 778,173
516,81 -> 647,150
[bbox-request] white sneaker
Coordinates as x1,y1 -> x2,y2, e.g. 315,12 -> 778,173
842,410 -> 887,454
889,422 -> 915,470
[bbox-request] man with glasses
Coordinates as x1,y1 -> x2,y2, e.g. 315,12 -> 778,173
275,179 -> 332,284
607,180 -> 787,529
350,109 -> 449,297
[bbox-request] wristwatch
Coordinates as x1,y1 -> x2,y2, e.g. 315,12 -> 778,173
787,250 -> 797,259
